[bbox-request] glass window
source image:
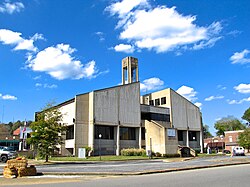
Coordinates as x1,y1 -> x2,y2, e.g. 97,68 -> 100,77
178,130 -> 183,141
66,125 -> 74,140
94,125 -> 114,139
189,131 -> 197,141
120,127 -> 136,140
161,97 -> 166,105
155,98 -> 160,106
149,100 -> 154,106
141,127 -> 145,140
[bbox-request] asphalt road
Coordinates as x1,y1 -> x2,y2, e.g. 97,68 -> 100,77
2,164 -> 250,187
34,155 -> 250,174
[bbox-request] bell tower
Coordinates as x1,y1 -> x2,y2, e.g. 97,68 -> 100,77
122,56 -> 139,85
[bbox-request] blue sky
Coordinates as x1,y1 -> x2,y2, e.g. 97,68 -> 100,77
0,0 -> 250,135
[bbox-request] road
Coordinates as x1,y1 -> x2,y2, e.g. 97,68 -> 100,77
1,164 -> 250,187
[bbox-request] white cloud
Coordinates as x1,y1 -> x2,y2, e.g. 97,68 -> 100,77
217,85 -> 226,90
27,44 -> 99,80
106,1 -> 222,53
0,93 -> 17,100
0,29 -> 43,52
194,102 -> 202,108
113,44 -> 135,53
35,83 -> 57,89
140,77 -> 164,92
205,95 -> 224,101
227,97 -> 250,105
234,83 -> 250,94
0,1 -> 24,14
230,49 -> 250,64
176,85 -> 197,102
95,32 -> 105,41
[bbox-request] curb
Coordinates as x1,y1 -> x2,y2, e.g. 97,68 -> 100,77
38,161 -> 250,176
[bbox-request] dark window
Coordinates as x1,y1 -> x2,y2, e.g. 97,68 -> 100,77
178,130 -> 183,141
141,127 -> 145,140
155,98 -> 160,106
149,100 -> 154,106
94,125 -> 114,139
161,97 -> 166,105
189,131 -> 197,141
66,125 -> 74,140
120,127 -> 136,140
141,113 -> 170,122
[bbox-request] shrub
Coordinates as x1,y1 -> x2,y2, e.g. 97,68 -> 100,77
162,153 -> 180,158
83,146 -> 92,157
121,148 -> 146,156
155,152 -> 162,157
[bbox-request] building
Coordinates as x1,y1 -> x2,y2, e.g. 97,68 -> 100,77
224,130 -> 244,152
141,88 -> 204,152
36,56 -> 203,156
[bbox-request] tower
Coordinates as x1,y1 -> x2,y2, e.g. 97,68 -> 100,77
122,56 -> 139,85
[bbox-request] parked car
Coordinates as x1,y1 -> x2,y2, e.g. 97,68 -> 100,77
232,146 -> 245,156
223,150 -> 231,154
0,146 -> 18,162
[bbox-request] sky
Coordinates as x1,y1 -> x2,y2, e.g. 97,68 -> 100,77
0,0 -> 250,135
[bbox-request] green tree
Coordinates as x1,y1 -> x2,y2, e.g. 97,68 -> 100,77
203,124 -> 213,139
214,116 -> 246,136
28,103 -> 65,162
238,128 -> 250,152
242,107 -> 250,124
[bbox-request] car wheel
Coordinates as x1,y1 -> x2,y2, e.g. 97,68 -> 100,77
1,155 -> 8,163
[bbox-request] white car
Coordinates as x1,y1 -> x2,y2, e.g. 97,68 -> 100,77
233,146 -> 245,156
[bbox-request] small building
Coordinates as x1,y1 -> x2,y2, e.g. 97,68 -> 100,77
224,130 -> 244,152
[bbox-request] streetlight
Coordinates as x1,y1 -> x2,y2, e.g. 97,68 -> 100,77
99,134 -> 102,161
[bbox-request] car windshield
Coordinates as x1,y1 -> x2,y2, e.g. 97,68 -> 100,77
2,147 -> 14,151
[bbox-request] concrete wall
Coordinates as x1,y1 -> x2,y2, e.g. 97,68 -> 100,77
165,129 -> 178,154
94,83 -> 141,127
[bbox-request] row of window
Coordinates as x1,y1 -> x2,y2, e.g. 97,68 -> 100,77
149,97 -> 166,106
178,130 -> 197,141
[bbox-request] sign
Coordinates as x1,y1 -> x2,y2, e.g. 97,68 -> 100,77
167,129 -> 176,137
78,148 -> 86,159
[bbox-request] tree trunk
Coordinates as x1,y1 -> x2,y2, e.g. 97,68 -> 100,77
45,155 -> 49,162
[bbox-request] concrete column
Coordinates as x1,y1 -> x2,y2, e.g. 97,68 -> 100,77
116,125 -> 120,155
139,127 -> 142,149
136,66 -> 139,82
186,130 -> 189,147
128,58 -> 131,83
200,130 -> 204,153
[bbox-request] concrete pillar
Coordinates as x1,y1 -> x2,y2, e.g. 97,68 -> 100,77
116,125 -> 120,155
200,130 -> 204,153
186,130 -> 189,147
139,126 -> 142,149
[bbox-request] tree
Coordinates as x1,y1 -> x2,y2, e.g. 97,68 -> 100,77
242,107 -> 250,125
238,128 -> 250,152
203,124 -> 213,139
214,116 -> 246,136
28,103 -> 66,162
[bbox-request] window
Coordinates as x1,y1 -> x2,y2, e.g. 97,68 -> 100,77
189,131 -> 197,141
229,136 -> 232,142
141,127 -> 145,140
161,97 -> 166,105
141,113 -> 170,122
155,98 -> 160,106
66,125 -> 74,140
178,130 -> 183,141
120,127 -> 136,140
94,125 -> 114,139
149,100 -> 154,106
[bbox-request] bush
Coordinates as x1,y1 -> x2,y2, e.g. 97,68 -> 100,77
83,146 -> 92,157
121,148 -> 146,156
162,153 -> 180,158
155,152 -> 162,157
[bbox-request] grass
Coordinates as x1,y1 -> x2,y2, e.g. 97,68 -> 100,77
197,153 -> 226,157
49,155 -> 150,161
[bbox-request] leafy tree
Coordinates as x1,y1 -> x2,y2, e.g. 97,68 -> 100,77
238,128 -> 250,152
242,107 -> 250,124
214,116 -> 246,136
28,103 -> 66,162
203,124 -> 213,139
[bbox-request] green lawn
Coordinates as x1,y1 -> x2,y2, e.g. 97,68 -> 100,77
49,155 -> 150,161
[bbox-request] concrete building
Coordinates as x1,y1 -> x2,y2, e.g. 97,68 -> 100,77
141,88 -> 204,152
36,56 -> 203,156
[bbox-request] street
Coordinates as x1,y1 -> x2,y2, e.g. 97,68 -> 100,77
1,164 -> 250,187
